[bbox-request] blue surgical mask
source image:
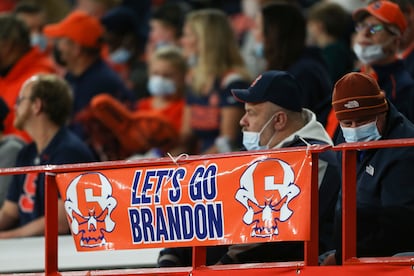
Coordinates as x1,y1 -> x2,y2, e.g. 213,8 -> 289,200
253,42 -> 264,58
340,120 -> 381,143
31,33 -> 47,52
109,48 -> 132,64
242,114 -> 275,150
147,75 -> 176,96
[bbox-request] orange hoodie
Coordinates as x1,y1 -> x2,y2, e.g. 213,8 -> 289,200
0,47 -> 56,142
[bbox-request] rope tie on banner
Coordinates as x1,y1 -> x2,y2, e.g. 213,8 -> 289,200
298,136 -> 311,156
167,152 -> 189,166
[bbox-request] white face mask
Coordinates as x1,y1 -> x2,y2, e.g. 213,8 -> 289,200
242,114 -> 275,151
340,120 -> 382,143
147,75 -> 176,96
31,33 -> 47,52
253,42 -> 264,58
187,54 -> 198,67
109,47 -> 132,64
353,42 -> 387,65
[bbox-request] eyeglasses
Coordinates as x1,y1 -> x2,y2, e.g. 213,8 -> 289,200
355,23 -> 395,35
15,96 -> 31,106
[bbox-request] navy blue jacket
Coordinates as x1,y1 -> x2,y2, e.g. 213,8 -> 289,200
66,58 -> 135,140
372,60 -> 414,123
334,104 -> 414,263
66,58 -> 135,115
7,127 -> 96,226
402,49 -> 414,80
288,47 -> 333,127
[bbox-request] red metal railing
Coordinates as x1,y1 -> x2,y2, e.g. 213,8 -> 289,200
1,139 -> 414,275
333,138 -> 414,266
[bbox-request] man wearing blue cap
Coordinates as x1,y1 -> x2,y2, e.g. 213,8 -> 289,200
214,70 -> 341,264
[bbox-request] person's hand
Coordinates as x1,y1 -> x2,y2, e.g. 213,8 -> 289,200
320,252 -> 337,266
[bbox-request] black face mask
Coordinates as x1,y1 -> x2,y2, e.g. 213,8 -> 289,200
52,44 -> 67,67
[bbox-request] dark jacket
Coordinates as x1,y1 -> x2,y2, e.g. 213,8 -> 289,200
372,60 -> 414,123
288,47 -> 333,127
334,104 -> 414,263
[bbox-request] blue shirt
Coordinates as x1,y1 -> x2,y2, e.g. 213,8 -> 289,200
65,58 -> 135,140
186,77 -> 248,152
66,58 -> 135,115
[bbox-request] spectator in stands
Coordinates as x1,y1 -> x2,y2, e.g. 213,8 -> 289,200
158,70 -> 340,266
352,0 -> 414,122
101,6 -> 149,100
146,2 -> 190,58
255,1 -> 333,127
43,10 -> 135,143
0,74 -> 96,239
13,2 -> 48,52
176,8 -> 251,154
136,45 -> 187,141
391,0 -> 414,77
321,72 -> 414,265
79,46 -> 187,161
0,13 -> 56,142
221,70 -> 340,263
307,1 -> 354,82
0,97 -> 25,207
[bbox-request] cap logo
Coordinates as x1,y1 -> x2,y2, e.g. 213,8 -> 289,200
373,1 -> 382,10
250,74 -> 262,88
344,100 -> 360,109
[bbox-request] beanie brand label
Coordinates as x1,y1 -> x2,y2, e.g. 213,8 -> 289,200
344,100 -> 360,109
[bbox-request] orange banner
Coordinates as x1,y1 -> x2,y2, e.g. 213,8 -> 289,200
56,151 -> 312,251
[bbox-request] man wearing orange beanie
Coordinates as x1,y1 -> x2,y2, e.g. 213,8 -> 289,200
322,72 -> 414,264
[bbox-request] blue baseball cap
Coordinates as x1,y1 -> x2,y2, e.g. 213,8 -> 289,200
231,70 -> 303,112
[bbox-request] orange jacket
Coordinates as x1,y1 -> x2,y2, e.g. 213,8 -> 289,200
0,47 -> 56,142
137,97 -> 185,133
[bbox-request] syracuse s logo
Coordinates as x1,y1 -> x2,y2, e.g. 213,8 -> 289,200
64,172 -> 117,247
235,158 -> 300,238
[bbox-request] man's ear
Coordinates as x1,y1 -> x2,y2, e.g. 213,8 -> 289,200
273,111 -> 287,131
32,97 -> 43,115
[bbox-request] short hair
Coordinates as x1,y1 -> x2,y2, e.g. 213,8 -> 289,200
152,2 -> 191,38
307,2 -> 350,39
13,2 -> 44,14
29,74 -> 73,126
150,46 -> 187,75
0,13 -> 30,49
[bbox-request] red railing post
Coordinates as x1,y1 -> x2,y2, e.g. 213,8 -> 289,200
45,172 -> 59,275
192,246 -> 207,270
304,152 -> 319,265
341,149 -> 357,263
